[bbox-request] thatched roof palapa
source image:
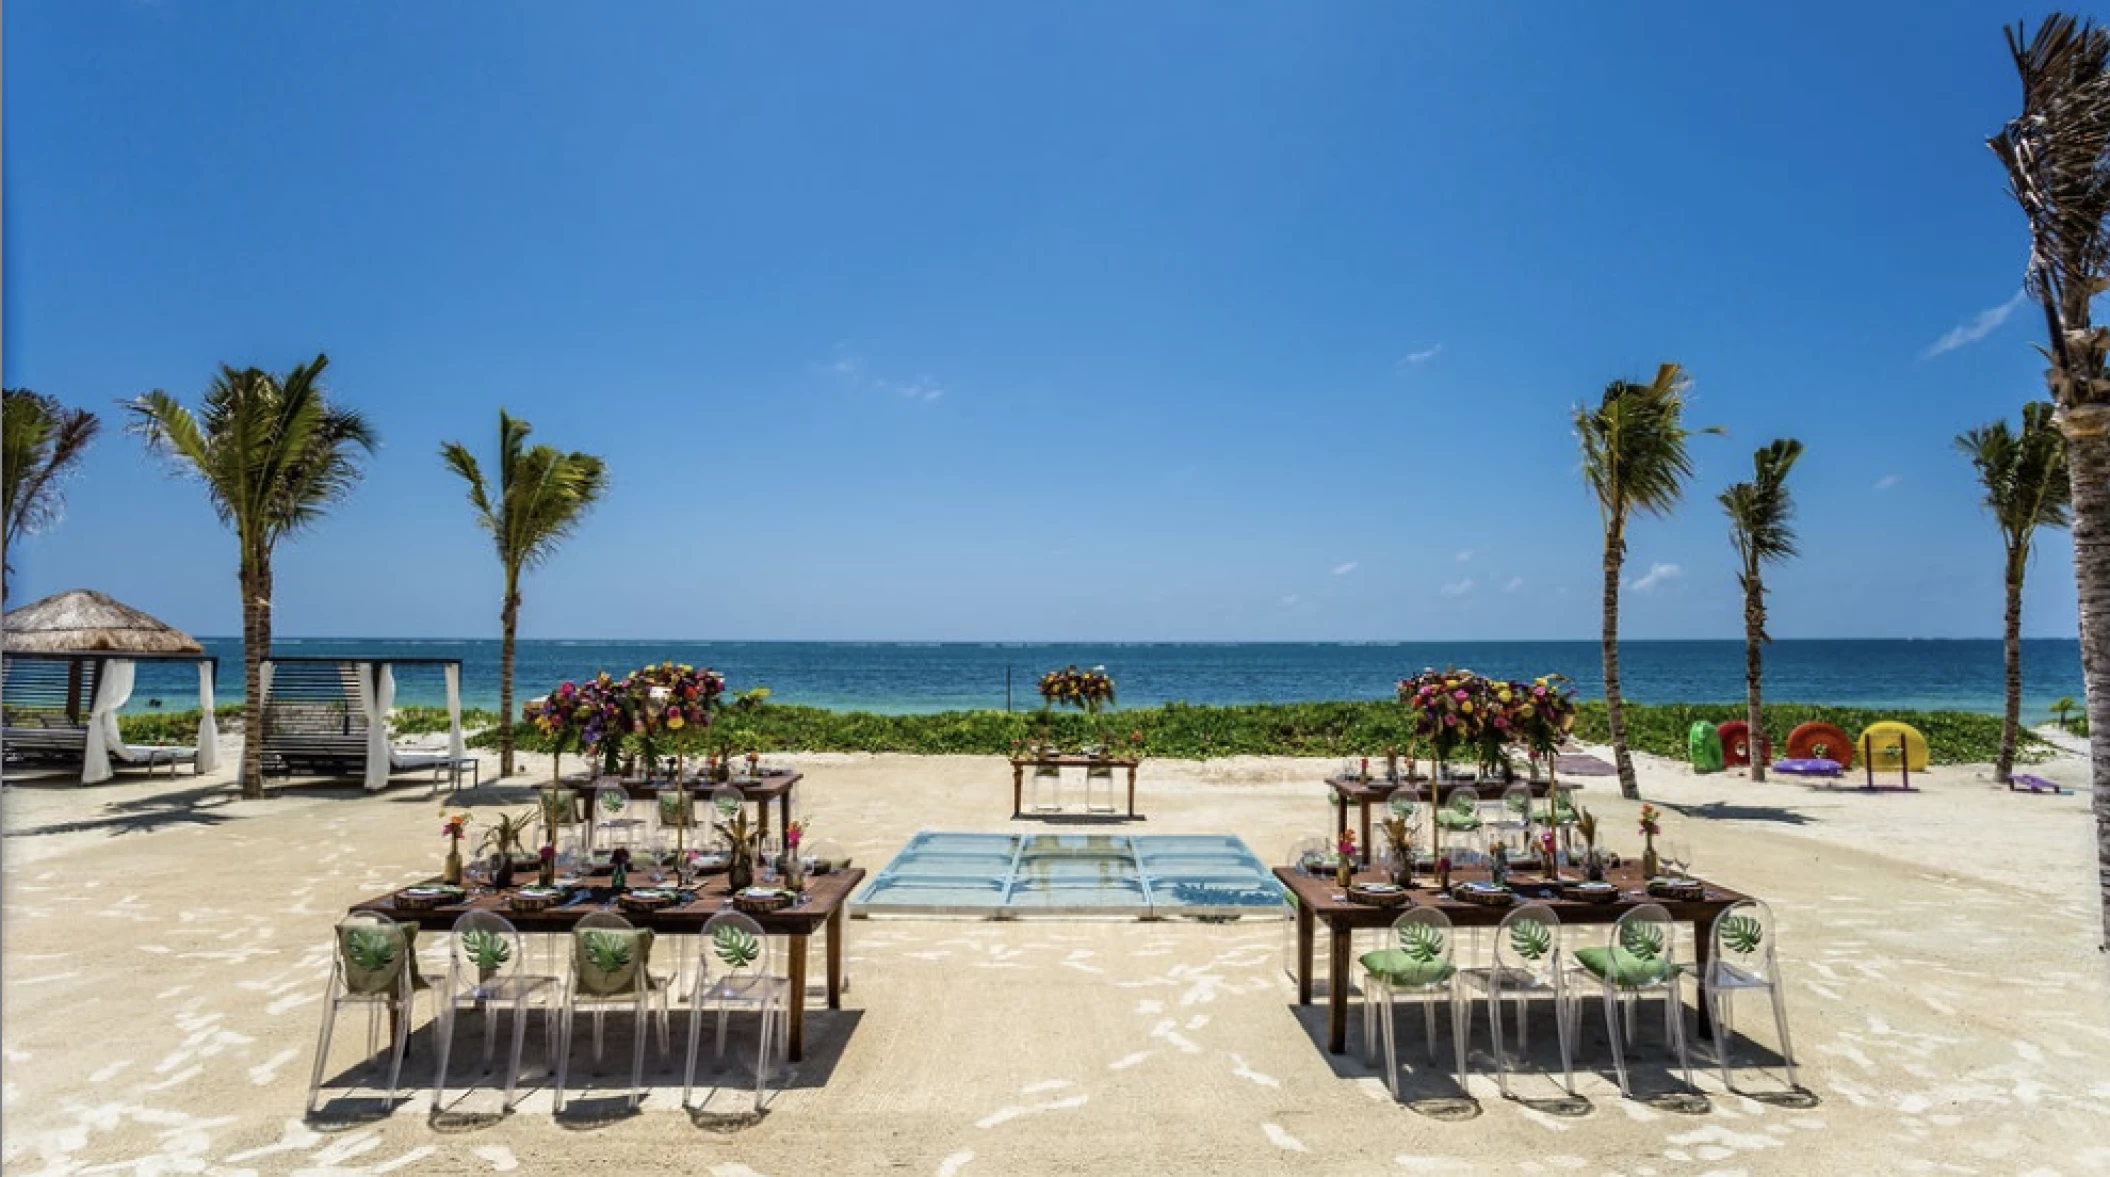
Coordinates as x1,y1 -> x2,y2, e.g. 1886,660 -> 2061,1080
2,589 -> 205,655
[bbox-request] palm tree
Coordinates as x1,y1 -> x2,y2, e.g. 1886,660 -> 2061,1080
2051,695 -> 2082,732
2,390 -> 101,600
127,356 -> 377,799
1720,439 -> 1804,783
441,411 -> 607,778
1575,362 -> 1719,800
1957,403 -> 2071,784
1988,14 -> 2110,944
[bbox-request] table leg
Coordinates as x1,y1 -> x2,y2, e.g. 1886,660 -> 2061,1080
1691,920 -> 1714,1037
1359,798 -> 1374,866
756,798 -> 772,843
779,793 -> 792,841
1295,898 -> 1315,1005
826,905 -> 846,1007
788,932 -> 810,1061
1013,765 -> 1024,816
1126,766 -> 1136,817
1327,921 -> 1352,1054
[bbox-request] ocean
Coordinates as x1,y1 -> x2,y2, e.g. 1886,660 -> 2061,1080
114,638 -> 2086,721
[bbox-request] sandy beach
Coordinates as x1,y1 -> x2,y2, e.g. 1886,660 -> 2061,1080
4,738 -> 2107,1176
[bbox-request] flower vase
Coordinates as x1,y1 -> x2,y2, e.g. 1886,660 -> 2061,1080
493,853 -> 516,891
538,847 -> 556,888
1641,834 -> 1660,880
727,843 -> 754,892
1334,857 -> 1354,891
442,844 -> 463,886
1585,850 -> 1605,882
1389,846 -> 1413,888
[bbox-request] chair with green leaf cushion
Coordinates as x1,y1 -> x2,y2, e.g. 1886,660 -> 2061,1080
1571,903 -> 1693,1098
432,910 -> 558,1114
1360,908 -> 1466,1099
1457,902 -> 1575,1099
684,911 -> 790,1109
308,913 -> 430,1114
1703,899 -> 1798,1092
554,911 -> 670,1112
1436,787 -> 1485,865
538,787 -> 587,858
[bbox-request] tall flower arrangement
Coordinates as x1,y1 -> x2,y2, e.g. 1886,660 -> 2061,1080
523,680 -> 590,784
1037,665 -> 1117,749
528,662 -> 728,778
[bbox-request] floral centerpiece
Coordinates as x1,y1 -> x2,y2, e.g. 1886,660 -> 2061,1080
534,662 -> 729,779
1038,665 -> 1116,750
523,680 -> 592,785
440,812 -> 470,885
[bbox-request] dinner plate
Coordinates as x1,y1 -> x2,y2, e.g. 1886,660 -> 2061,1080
403,886 -> 463,898
739,886 -> 783,899
1357,882 -> 1403,894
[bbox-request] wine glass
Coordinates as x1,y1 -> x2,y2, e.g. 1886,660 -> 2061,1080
1661,838 -> 1689,879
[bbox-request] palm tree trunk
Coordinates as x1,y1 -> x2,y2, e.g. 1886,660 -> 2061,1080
2066,427 -> 2110,950
1745,579 -> 1766,783
499,574 -> 520,778
1603,541 -> 1639,800
1999,551 -> 2025,785
238,561 -> 267,800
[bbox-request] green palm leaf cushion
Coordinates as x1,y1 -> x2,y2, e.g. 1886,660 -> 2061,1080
1576,922 -> 1676,987
461,928 -> 513,981
575,927 -> 654,997
339,922 -> 426,995
1360,950 -> 1456,988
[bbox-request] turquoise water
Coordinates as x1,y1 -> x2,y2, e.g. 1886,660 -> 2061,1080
118,637 -> 2085,719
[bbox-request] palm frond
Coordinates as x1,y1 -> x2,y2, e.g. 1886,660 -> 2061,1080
1957,401 -> 2070,567
1576,362 -> 1719,539
3,390 -> 101,551
447,410 -> 608,580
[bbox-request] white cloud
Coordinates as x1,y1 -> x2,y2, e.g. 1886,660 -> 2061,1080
1280,594 -> 1301,607
823,352 -> 946,403
1331,562 -> 1358,576
1440,578 -> 1475,598
1396,345 -> 1443,368
1455,549 -> 1474,563
1924,290 -> 2028,358
886,377 -> 945,402
1503,576 -> 1525,593
827,355 -> 861,377
1628,562 -> 1683,593
1874,474 -> 1900,491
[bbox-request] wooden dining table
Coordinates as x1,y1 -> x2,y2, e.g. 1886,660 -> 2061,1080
350,863 -> 862,1061
1274,862 -> 1749,1055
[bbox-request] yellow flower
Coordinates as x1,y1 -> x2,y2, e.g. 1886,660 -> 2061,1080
1498,690 -> 1513,703
1461,701 -> 1474,714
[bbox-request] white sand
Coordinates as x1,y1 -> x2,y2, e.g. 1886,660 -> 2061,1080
3,738 -> 2108,1175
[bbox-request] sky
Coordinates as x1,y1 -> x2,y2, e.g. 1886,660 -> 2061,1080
0,1 -> 2091,642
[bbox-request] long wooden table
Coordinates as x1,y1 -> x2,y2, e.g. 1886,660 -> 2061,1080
567,771 -> 800,841
1327,774 -> 1560,865
1274,862 -> 1747,1055
350,863 -> 862,1062
1010,756 -> 1140,818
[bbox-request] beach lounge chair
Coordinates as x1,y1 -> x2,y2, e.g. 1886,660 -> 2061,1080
111,740 -> 198,776
2009,773 -> 2072,796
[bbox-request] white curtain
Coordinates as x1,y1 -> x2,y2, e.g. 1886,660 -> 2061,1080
443,663 -> 465,764
195,662 -> 219,773
82,659 -> 136,784
357,661 -> 396,792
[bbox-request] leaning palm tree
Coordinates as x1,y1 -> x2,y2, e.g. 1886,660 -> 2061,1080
441,411 -> 607,778
1,390 -> 101,600
1720,439 -> 1804,783
1575,362 -> 1719,800
128,356 -> 377,799
1988,14 -> 2110,944
1957,403 -> 2071,784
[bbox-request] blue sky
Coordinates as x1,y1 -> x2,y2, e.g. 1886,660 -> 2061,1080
1,1 -> 2085,642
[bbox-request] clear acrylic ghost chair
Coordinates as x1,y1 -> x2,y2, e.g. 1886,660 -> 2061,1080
1457,902 -> 1576,1098
1493,783 -> 1535,862
1571,902 -> 1694,1098
1360,907 -> 1467,1100
553,911 -> 670,1112
685,911 -> 790,1110
1703,900 -> 1798,1092
1435,786 -> 1485,865
1030,762 -> 1063,812
1083,763 -> 1117,813
308,913 -> 429,1114
1279,836 -> 1332,980
432,910 -> 559,1113
592,784 -> 645,854
708,785 -> 746,849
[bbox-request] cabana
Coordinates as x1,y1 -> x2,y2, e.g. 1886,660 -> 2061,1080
1,589 -> 220,783
259,656 -> 474,791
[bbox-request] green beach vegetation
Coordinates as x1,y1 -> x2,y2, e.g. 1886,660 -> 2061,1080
461,697 -> 2049,767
